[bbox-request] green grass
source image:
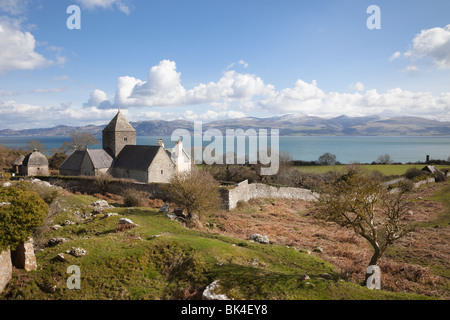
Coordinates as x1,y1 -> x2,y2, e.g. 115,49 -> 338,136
0,194 -> 434,300
296,164 -> 450,176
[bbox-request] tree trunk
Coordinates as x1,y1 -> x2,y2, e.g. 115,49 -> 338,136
365,249 -> 381,283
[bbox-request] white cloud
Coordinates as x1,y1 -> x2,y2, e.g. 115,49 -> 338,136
227,59 -> 249,70
100,60 -> 272,110
0,18 -> 53,73
0,100 -> 121,129
83,89 -> 112,109
0,0 -> 28,15
258,80 -> 450,120
404,24 -> 450,69
349,82 -> 365,92
75,0 -> 131,14
82,60 -> 450,123
389,51 -> 401,61
402,65 -> 420,73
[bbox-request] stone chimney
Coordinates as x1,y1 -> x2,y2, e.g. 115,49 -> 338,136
157,138 -> 164,148
426,155 -> 430,163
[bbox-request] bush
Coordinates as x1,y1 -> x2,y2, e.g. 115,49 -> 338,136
122,189 -> 149,207
162,170 -> 220,221
0,187 -> 48,251
405,168 -> 426,180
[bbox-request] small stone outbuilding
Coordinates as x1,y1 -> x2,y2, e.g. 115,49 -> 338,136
13,149 -> 49,176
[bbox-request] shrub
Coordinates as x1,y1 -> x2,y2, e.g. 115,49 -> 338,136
122,189 -> 149,207
405,168 -> 426,180
0,187 -> 48,251
162,170 -> 220,221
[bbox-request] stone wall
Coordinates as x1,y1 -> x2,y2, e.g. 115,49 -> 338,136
0,249 -> 12,294
221,180 -> 317,210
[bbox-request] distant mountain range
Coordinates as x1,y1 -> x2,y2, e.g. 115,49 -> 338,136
1,115 -> 450,137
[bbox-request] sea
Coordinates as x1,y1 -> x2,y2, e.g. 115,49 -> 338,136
0,135 -> 449,164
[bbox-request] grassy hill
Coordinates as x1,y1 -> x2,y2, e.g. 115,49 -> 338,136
0,190 -> 438,300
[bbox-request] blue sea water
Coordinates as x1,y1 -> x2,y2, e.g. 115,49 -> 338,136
0,135 -> 449,164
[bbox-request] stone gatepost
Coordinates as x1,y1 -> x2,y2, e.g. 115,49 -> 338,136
11,238 -> 37,272
0,249 -> 12,293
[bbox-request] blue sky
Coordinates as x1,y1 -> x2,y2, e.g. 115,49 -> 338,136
1,0 -> 450,129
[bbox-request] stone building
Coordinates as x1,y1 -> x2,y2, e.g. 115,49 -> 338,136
12,149 -> 49,176
59,109 -> 191,183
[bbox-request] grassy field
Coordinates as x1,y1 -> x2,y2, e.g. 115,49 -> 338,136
0,192 -> 433,300
296,164 -> 450,176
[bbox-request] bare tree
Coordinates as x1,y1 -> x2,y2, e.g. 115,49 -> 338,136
162,170 -> 221,222
26,140 -> 47,155
377,154 -> 393,164
58,131 -> 100,154
313,165 -> 413,279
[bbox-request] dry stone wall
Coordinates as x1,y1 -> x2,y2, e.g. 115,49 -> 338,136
221,180 -> 317,210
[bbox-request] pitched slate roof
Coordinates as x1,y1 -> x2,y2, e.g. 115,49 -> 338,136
86,149 -> 113,169
22,150 -> 48,167
13,155 -> 25,166
59,150 -> 86,171
113,145 -> 165,171
102,110 -> 136,132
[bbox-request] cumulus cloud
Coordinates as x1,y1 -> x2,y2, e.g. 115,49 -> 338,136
259,81 -> 450,120
0,18 -> 53,73
75,0 -> 131,14
403,24 -> 450,69
83,59 -> 450,122
87,60 -> 272,110
349,82 -> 365,92
83,89 -> 113,109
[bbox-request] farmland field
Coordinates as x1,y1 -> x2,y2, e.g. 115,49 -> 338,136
296,164 -> 450,176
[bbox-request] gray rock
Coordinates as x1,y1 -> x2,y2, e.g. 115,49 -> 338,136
63,220 -> 75,226
158,203 -> 170,213
0,202 -> 11,207
202,280 -> 230,300
69,247 -> 87,258
300,274 -> 310,281
119,218 -> 140,227
47,238 -> 67,247
103,212 -> 119,218
53,253 -> 66,262
313,246 -> 323,253
52,225 -> 63,230
2,182 -> 12,187
250,234 -> 270,244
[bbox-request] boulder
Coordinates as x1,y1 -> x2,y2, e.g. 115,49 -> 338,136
250,234 -> 270,244
2,182 -> 12,188
47,238 -> 67,247
69,247 -> 87,258
158,203 -> 170,213
202,280 -> 230,300
119,218 -> 140,227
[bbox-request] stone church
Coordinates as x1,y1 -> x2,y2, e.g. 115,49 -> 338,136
59,110 -> 191,183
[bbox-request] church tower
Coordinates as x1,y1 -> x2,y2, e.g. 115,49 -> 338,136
102,109 -> 136,158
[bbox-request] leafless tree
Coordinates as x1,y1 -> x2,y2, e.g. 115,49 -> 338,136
313,165 -> 414,279
58,131 -> 100,154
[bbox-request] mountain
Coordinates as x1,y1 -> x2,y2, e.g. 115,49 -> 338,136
0,115 -> 449,137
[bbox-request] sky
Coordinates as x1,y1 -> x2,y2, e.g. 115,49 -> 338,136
0,0 -> 450,130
